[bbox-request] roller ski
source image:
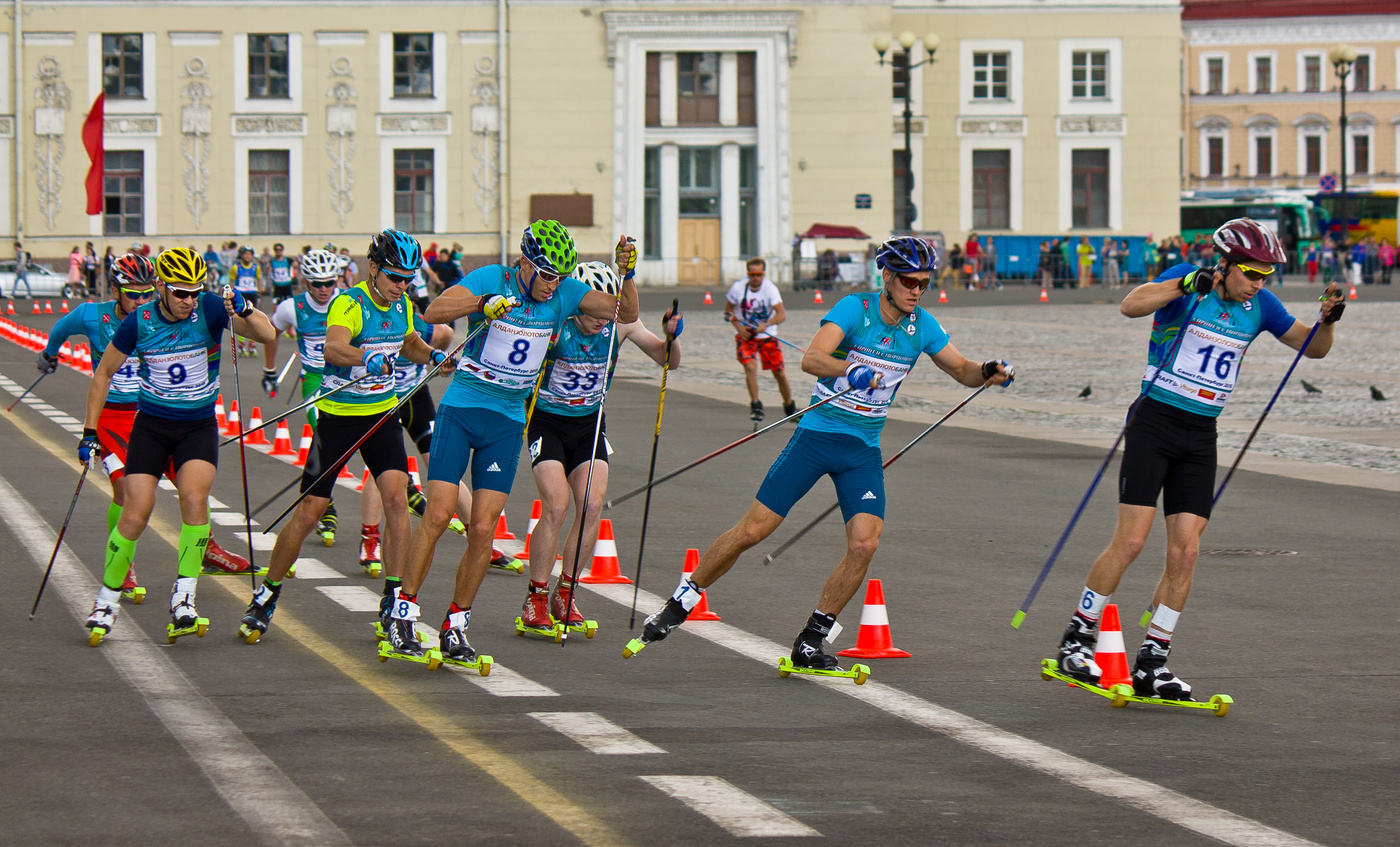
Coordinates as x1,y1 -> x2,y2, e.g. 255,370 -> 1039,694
516,582 -> 564,641
166,578 -> 209,643
85,591 -> 121,647
317,501 -> 337,547
777,631 -> 870,685
438,608 -> 493,675
1038,659 -> 1231,716
622,595 -> 691,658
200,537 -> 259,576
359,526 -> 383,578
375,594 -> 442,670
489,546 -> 524,574
120,566 -> 145,604
550,578 -> 597,639
237,582 -> 280,644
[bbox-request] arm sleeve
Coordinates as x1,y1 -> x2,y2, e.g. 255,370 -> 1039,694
557,276 -> 590,318
918,309 -> 951,357
271,297 -> 297,332
43,307 -> 89,355
817,295 -> 862,332
327,293 -> 363,340
459,265 -> 503,297
1258,290 -> 1297,338
725,281 -> 742,307
1153,294 -> 1191,328
766,281 -> 783,305
111,311 -> 140,355
202,292 -> 232,337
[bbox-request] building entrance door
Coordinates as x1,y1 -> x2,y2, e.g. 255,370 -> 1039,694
678,217 -> 720,284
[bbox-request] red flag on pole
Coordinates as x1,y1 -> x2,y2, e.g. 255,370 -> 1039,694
83,93 -> 105,216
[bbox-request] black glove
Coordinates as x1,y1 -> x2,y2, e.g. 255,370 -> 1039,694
1322,301 -> 1345,325
261,368 -> 278,396
1178,268 -> 1214,296
36,351 -> 58,374
78,429 -> 100,468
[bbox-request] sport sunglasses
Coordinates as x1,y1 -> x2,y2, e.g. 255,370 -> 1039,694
1236,263 -> 1275,281
893,273 -> 931,292
166,287 -> 203,300
118,287 -> 156,300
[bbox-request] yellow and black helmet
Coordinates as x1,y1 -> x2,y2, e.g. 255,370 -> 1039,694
155,247 -> 207,289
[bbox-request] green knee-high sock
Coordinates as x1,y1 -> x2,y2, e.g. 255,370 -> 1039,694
177,523 -> 211,579
106,502 -> 122,536
103,528 -> 137,591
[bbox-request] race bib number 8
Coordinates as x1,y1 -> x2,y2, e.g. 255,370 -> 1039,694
470,321 -> 551,388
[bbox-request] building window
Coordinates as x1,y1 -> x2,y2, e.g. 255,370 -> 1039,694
737,52 -> 757,127
645,53 -> 661,127
643,146 -> 660,259
248,34 -> 290,99
248,150 -> 290,235
1303,55 -> 1322,92
1071,149 -> 1109,228
1254,56 -> 1272,93
740,146 -> 758,256
103,150 -> 143,235
392,34 -> 434,98
892,50 -> 911,103
1206,57 -> 1224,95
1071,51 -> 1108,99
972,52 -> 1010,100
102,34 -> 144,99
677,52 -> 719,125
1207,137 -> 1224,176
893,150 -> 911,230
1354,54 -> 1371,92
1255,136 -> 1273,176
972,149 -> 1011,229
1353,134 -> 1371,174
1305,135 -> 1322,175
678,147 -> 719,215
393,149 -> 434,232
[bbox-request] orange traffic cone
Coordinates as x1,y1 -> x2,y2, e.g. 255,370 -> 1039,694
292,424 -> 313,467
838,579 -> 911,658
493,512 -> 516,540
406,456 -> 422,489
43,300 -> 53,314
681,549 -> 720,620
338,461 -> 356,479
31,301 -> 40,314
1039,287 -> 1049,303
60,299 -> 69,313
355,468 -> 370,491
1349,284 -> 1358,301
579,519 -> 631,584
245,408 -> 269,445
1092,604 -> 1131,689
813,290 -> 823,305
938,288 -> 948,303
522,499 -> 543,560
215,394 -> 227,431
224,400 -> 241,436
5,301 -> 13,315
269,420 -> 294,455
703,290 -> 713,305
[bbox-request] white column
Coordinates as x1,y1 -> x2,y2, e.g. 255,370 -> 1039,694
720,142 -> 740,279
719,52 -> 737,127
659,53 -> 677,128
660,143 -> 679,284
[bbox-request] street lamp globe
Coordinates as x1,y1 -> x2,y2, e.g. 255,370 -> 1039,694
923,33 -> 941,55
873,33 -> 892,57
897,31 -> 917,51
1329,44 -> 1359,67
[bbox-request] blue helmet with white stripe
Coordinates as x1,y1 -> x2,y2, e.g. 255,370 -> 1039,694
367,229 -> 422,273
875,236 -> 939,274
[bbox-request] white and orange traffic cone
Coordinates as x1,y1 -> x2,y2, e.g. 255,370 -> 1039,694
292,423 -> 313,467
31,301 -> 40,315
224,400 -> 241,436
59,299 -> 69,314
245,408 -> 269,445
813,290 -> 823,305
338,460 -> 357,479
406,456 -> 422,489
1039,287 -> 1049,303
838,579 -> 911,658
215,394 -> 227,431
938,288 -> 948,303
493,512 -> 516,540
1349,284 -> 1358,301
5,301 -> 14,315
269,420 -> 294,456
522,499 -> 542,560
579,519 -> 631,584
1092,604 -> 1132,689
703,291 -> 713,305
355,469 -> 370,491
43,300 -> 53,314
681,548 -> 720,621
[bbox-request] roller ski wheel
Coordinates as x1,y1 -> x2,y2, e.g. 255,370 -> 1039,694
89,628 -> 107,647
317,503 -> 337,547
361,561 -> 382,578
515,616 -> 564,642
749,400 -> 764,422
319,526 -> 335,547
447,517 -> 467,536
376,640 -> 442,671
623,598 -> 690,658
554,617 -> 598,639
776,656 -> 871,685
122,586 -> 146,604
167,617 -> 210,644
1038,659 -> 1232,717
489,547 -> 524,574
86,602 -> 118,647
238,623 -> 262,645
622,638 -> 646,659
441,651 -> 493,676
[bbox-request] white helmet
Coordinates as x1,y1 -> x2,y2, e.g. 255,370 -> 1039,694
300,249 -> 342,282
573,261 -> 620,296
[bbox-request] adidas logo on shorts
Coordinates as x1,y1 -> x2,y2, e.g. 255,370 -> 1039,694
486,462 -> 502,472
861,491 -> 877,500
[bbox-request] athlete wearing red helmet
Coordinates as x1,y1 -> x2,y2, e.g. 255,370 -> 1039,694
1055,217 -> 1344,703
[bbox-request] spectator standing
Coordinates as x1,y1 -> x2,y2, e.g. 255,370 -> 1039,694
203,243 -> 222,279
964,233 -> 981,287
11,242 -> 32,299
1364,235 -> 1379,285
1144,237 -> 1160,280
939,243 -> 963,289
981,237 -> 999,289
1304,242 -> 1319,283
1076,236 -> 1096,288
1379,238 -> 1395,285
1060,238 -> 1076,286
68,246 -> 83,293
1038,241 -> 1054,288
433,248 -> 463,289
219,240 -> 237,273
83,242 -> 99,296
1350,239 -> 1366,286
1102,238 -> 1122,288
1320,237 -> 1336,284
101,247 -> 117,296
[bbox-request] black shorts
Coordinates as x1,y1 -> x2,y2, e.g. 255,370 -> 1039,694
398,386 -> 436,454
1118,397 -> 1217,519
273,284 -> 293,301
301,409 -> 408,499
527,409 -> 609,475
125,412 -> 219,477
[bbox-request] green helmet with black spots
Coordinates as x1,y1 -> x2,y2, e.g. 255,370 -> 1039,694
521,220 -> 578,277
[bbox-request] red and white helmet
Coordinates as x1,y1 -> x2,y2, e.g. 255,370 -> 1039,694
1213,218 -> 1287,265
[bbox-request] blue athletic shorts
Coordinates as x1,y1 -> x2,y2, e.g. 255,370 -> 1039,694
428,404 -> 523,494
755,427 -> 885,523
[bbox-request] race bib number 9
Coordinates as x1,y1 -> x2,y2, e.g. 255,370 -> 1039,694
144,349 -> 210,400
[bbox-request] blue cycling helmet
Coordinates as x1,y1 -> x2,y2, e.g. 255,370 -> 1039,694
367,229 -> 423,273
875,236 -> 939,274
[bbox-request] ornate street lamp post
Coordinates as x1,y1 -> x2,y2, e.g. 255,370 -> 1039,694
1329,43 -> 1358,252
875,31 -> 940,232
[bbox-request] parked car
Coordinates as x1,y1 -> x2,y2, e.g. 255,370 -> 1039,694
0,260 -> 84,299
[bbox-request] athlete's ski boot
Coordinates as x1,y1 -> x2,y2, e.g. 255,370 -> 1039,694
783,400 -> 798,417
623,597 -> 691,658
317,501 -> 337,547
439,607 -> 492,674
1132,637 -> 1194,701
515,582 -> 560,639
490,546 -> 524,574
406,484 -> 427,519
550,577 -> 597,638
776,629 -> 871,684
238,581 -> 280,644
85,590 -> 121,646
119,565 -> 145,604
1057,612 -> 1102,685
376,592 -> 440,668
359,526 -> 382,578
167,578 -> 209,643
201,537 -> 255,575
749,400 -> 765,422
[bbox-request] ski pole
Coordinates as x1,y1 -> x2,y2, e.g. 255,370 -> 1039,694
29,464 -> 89,619
219,373 -> 374,446
560,295 -> 624,647
276,350 -> 299,386
1011,293 -> 1208,629
764,380 -> 992,565
735,316 -> 806,354
227,311 -> 259,591
629,299 -> 679,629
7,372 -> 48,413
265,322 -> 484,532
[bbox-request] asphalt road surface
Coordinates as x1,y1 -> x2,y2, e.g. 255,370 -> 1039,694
1,298 -> 1396,846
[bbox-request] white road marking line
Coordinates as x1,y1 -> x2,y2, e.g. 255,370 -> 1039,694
583,583 -> 1323,847
210,511 -> 257,527
315,585 -> 383,612
158,478 -> 177,491
529,712 -> 666,755
639,776 -> 820,838
28,402 -> 54,410
0,474 -> 353,847
408,625 -> 560,696
288,557 -> 344,580
233,530 -> 278,552
207,496 -> 228,510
